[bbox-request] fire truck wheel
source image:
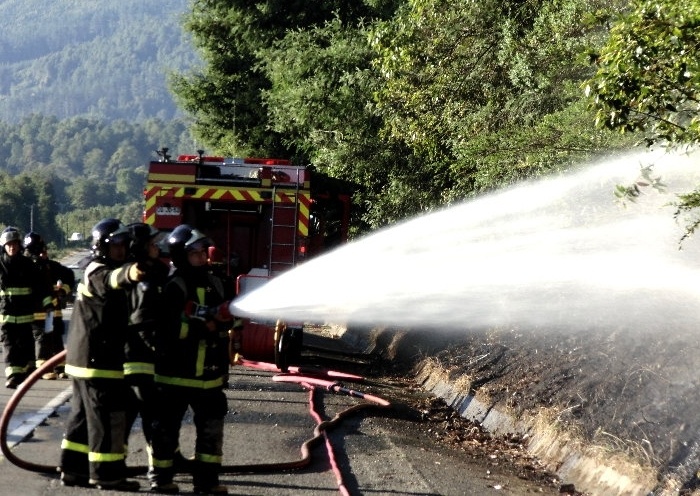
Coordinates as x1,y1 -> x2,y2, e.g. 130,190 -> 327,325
274,327 -> 290,372
275,326 -> 303,373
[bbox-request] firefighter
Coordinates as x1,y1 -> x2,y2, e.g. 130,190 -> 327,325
0,226 -> 53,389
123,222 -> 169,453
148,224 -> 234,495
59,218 -> 145,491
24,232 -> 75,380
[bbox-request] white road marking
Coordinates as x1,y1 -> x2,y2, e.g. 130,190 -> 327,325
5,387 -> 72,447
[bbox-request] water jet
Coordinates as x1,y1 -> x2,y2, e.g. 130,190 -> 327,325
232,148 -> 700,335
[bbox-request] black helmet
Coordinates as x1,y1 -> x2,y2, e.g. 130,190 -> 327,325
90,218 -> 130,260
0,227 -> 22,248
23,231 -> 46,257
167,224 -> 211,268
126,222 -> 159,260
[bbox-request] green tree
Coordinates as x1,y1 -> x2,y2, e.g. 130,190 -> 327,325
107,141 -> 141,179
116,168 -> 146,199
586,0 -> 700,240
170,0 -> 390,157
83,148 -> 107,178
259,16 -> 427,230
372,0 -> 632,202
0,173 -> 25,229
176,0 -> 635,230
586,0 -> 700,146
0,115 -> 196,246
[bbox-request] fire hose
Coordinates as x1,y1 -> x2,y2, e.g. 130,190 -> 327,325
0,350 -> 393,494
0,350 -> 67,474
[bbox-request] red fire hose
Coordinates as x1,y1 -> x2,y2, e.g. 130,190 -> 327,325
0,350 -> 66,474
0,351 -> 393,495
270,372 -> 391,496
235,356 -> 368,383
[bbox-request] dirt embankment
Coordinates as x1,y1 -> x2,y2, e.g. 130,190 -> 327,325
345,325 -> 700,496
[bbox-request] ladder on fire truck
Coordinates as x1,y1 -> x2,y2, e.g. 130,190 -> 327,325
268,169 -> 301,275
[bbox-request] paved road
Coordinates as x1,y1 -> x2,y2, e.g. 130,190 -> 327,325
0,253 -> 561,495
0,332 -> 562,496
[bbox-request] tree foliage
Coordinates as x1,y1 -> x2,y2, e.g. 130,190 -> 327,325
170,0 -> 395,157
371,0 -> 633,202
587,0 -> 700,240
170,0 -> 637,231
259,16 -> 426,230
587,0 -> 700,146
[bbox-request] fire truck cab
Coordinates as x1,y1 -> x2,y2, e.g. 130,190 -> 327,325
143,148 -> 353,370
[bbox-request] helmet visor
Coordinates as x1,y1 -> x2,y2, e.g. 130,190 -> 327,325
107,225 -> 130,245
184,229 -> 211,252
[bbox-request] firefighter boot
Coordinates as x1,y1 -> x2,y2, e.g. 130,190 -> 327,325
60,472 -> 92,488
149,463 -> 177,493
173,448 -> 194,473
193,462 -> 227,495
5,374 -> 23,389
94,479 -> 140,492
150,482 -> 180,494
193,485 -> 228,495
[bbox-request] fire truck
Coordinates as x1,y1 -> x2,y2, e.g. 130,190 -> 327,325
143,148 -> 353,370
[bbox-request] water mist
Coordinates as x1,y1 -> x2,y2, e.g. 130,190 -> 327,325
231,148 -> 700,334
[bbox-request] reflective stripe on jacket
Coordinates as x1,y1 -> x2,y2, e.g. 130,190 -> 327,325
65,260 -> 136,378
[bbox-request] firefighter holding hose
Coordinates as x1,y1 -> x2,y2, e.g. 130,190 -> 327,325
59,218 -> 146,491
148,224 -> 237,495
123,222 -> 169,453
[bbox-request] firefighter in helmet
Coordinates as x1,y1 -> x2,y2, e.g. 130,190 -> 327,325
0,226 -> 53,389
122,222 -> 169,453
59,218 -> 145,491
24,231 -> 75,380
148,224 -> 234,495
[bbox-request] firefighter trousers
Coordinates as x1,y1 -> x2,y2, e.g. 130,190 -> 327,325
148,383 -> 227,488
124,373 -> 156,448
1,322 -> 35,379
33,318 -> 65,371
60,377 -> 130,485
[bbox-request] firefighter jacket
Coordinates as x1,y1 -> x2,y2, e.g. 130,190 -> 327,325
0,252 -> 52,326
154,266 -> 229,389
125,258 -> 170,376
64,259 -> 136,379
31,257 -> 75,321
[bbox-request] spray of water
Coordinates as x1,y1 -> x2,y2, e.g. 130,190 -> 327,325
231,148 -> 700,333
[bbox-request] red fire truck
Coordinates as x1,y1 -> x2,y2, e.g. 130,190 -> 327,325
143,148 -> 353,369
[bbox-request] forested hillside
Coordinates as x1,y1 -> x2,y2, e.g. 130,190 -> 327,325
0,0 -> 198,122
0,0 -> 199,248
0,115 -> 196,246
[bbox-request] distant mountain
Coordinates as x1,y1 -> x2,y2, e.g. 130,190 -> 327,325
0,0 -> 200,123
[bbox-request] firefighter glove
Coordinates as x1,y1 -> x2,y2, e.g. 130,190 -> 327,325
127,262 -> 146,282
213,301 -> 233,322
54,280 -> 67,296
184,300 -> 215,321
